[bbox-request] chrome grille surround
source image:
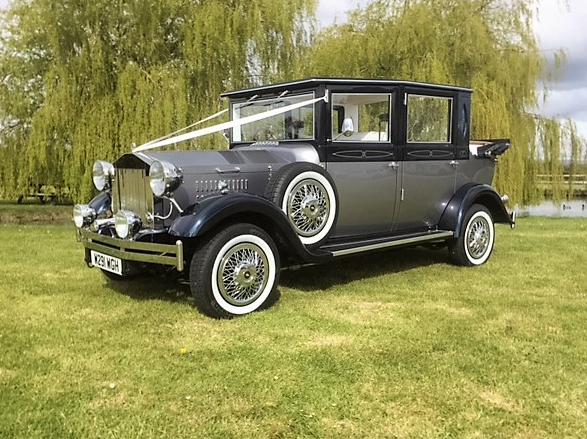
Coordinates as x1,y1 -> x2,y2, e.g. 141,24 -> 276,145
112,168 -> 154,229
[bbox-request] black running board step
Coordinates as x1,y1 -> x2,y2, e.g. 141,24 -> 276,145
322,230 -> 454,257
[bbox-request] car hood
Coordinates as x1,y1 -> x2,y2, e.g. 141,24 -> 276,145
117,143 -> 320,175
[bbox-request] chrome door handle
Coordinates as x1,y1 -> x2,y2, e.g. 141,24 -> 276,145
389,162 -> 399,170
215,167 -> 241,174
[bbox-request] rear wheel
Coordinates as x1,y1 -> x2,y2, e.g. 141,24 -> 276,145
190,223 -> 280,318
448,204 -> 495,266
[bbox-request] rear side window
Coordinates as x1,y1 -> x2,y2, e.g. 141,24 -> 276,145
407,95 -> 452,143
331,93 -> 392,142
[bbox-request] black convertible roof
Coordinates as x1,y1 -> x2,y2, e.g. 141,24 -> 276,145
221,77 -> 472,99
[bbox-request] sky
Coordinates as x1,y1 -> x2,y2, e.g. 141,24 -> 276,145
0,0 -> 585,140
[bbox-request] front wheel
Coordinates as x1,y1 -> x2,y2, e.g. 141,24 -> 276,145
190,223 -> 280,318
448,204 -> 495,266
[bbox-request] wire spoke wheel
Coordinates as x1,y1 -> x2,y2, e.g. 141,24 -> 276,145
267,164 -> 338,247
217,242 -> 269,306
190,224 -> 280,318
287,179 -> 330,237
448,204 -> 495,267
466,216 -> 491,259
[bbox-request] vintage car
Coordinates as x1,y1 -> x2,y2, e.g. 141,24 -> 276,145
74,78 -> 515,318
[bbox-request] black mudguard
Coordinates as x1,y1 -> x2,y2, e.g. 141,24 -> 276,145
439,183 -> 514,237
89,191 -> 112,216
168,193 -> 329,263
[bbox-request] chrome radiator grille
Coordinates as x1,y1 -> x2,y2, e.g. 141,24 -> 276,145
112,168 -> 154,226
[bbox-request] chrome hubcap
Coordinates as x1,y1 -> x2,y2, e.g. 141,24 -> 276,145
217,243 -> 268,306
288,180 -> 330,237
467,216 -> 490,259
234,262 -> 258,287
301,196 -> 321,220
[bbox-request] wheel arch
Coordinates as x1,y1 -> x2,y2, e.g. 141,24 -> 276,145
169,193 -> 320,263
89,191 -> 112,216
439,183 -> 514,238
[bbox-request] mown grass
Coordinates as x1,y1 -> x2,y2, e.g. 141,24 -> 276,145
0,217 -> 586,438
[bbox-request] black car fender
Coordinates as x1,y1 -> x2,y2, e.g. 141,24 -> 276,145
439,183 -> 514,237
89,191 -> 112,216
168,193 -> 327,263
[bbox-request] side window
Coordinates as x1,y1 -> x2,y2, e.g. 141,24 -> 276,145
407,95 -> 452,143
331,93 -> 392,142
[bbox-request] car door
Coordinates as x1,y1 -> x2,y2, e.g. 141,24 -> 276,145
325,92 -> 400,238
393,92 -> 457,232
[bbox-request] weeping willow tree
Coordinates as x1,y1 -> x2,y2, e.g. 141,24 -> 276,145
301,0 -> 586,205
0,0 -> 315,200
1,0 -> 585,205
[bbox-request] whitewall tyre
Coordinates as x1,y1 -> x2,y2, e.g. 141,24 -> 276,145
190,224 -> 280,318
448,204 -> 495,267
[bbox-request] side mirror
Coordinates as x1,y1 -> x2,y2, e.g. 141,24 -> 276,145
341,118 -> 354,137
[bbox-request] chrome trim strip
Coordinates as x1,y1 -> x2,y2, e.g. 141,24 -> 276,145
332,150 -> 395,159
78,228 -> 184,271
331,231 -> 454,257
407,149 -> 454,158
176,240 -> 184,272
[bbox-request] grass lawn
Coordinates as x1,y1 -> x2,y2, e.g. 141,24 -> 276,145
0,216 -> 586,438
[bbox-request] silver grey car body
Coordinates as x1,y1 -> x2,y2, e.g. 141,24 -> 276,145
74,78 -> 515,318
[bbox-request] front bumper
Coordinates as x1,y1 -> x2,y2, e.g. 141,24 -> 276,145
76,228 -> 184,272
509,210 -> 516,229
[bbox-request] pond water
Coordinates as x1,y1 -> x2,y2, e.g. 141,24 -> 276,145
515,200 -> 587,218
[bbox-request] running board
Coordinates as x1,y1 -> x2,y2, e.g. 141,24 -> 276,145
323,230 -> 454,258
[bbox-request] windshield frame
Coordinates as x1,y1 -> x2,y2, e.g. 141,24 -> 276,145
230,92 -> 316,143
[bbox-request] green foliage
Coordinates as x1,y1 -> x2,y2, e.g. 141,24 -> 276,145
301,0 -> 586,205
0,0 -> 316,200
0,0 -> 585,205
1,218 -> 587,438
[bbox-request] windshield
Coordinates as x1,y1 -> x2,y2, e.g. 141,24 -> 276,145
231,93 -> 315,142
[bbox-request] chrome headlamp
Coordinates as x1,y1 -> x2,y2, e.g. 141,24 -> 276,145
114,210 -> 142,239
73,204 -> 96,228
149,160 -> 182,197
92,160 -> 115,191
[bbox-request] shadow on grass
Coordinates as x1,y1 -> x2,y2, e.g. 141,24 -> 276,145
102,274 -> 193,305
280,245 -> 449,292
98,246 -> 449,303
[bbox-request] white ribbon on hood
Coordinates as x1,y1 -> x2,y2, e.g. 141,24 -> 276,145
132,94 -> 327,153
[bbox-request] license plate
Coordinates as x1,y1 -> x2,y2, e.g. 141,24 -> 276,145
91,250 -> 123,276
